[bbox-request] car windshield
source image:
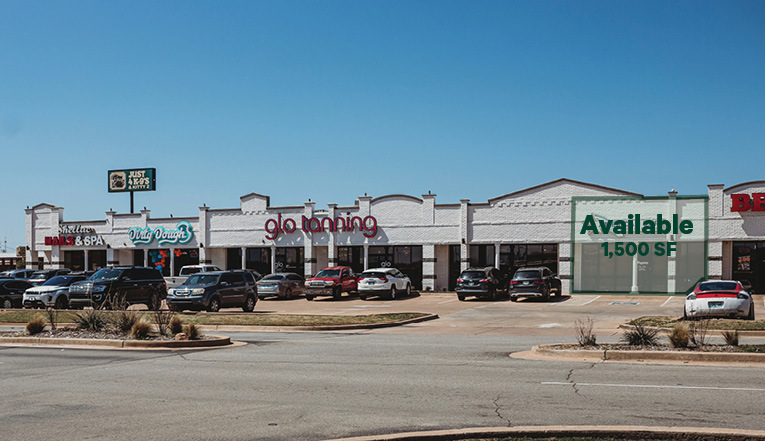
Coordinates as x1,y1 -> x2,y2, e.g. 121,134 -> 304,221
184,274 -> 220,286
315,269 -> 341,278
261,275 -> 284,281
360,272 -> 386,279
179,267 -> 203,276
460,271 -> 486,279
699,281 -> 738,292
514,270 -> 540,280
42,276 -> 73,286
90,268 -> 124,281
31,271 -> 51,279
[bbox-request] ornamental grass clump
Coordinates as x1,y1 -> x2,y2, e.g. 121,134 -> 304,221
130,320 -> 152,340
621,323 -> 660,346
183,323 -> 201,340
722,330 -> 739,346
574,317 -> 597,347
74,309 -> 107,332
114,310 -> 140,334
169,316 -> 183,335
668,323 -> 690,348
26,314 -> 46,335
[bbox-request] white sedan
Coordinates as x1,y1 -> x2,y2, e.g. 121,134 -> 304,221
685,280 -> 754,320
358,268 -> 412,300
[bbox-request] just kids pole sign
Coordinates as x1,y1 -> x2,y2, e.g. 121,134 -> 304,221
108,168 -> 156,192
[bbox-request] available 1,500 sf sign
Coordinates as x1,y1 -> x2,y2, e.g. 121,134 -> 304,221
571,196 -> 707,294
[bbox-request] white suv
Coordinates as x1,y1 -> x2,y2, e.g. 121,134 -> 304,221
358,268 -> 412,300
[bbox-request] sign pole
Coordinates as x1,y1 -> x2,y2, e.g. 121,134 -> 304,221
130,191 -> 134,214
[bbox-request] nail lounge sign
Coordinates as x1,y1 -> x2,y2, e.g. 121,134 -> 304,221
129,221 -> 194,245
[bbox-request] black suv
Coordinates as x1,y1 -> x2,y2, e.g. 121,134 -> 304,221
166,270 -> 258,312
456,267 -> 504,301
68,267 -> 167,309
509,267 -> 562,302
1,279 -> 33,308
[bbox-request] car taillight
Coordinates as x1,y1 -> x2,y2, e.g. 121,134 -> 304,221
533,280 -> 541,284
480,279 -> 489,283
510,280 -> 518,285
456,278 -> 463,283
163,282 -> 167,289
379,277 -> 387,281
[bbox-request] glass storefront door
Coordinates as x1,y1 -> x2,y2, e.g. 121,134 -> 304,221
733,242 -> 765,294
368,246 -> 423,289
245,248 -> 271,277
64,251 -> 84,271
275,247 -> 305,277
173,249 -> 200,276
337,246 -> 364,274
88,250 -> 107,271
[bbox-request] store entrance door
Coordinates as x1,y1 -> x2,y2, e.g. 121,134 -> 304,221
733,242 -> 765,294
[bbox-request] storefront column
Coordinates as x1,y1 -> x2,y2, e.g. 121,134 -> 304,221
270,246 -> 276,273
51,246 -> 62,269
494,244 -> 500,268
460,199 -> 470,271
363,244 -> 369,270
304,201 -> 316,279
84,251 -> 89,272
106,248 -> 118,267
422,244 -> 436,291
170,249 -> 176,276
198,246 -> 207,264
667,190 -> 678,293
241,247 -> 247,270
144,249 -> 148,267
327,204 -> 337,266
630,255 -> 639,294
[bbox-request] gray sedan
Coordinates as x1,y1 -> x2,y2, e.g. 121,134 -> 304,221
256,273 -> 305,299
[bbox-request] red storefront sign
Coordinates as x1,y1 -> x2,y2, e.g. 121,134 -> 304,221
265,214 -> 377,240
731,193 -> 765,212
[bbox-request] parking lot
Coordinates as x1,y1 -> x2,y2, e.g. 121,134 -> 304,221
216,292 -> 721,337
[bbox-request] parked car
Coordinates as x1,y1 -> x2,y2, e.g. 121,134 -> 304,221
23,275 -> 88,309
68,267 -> 167,309
508,267 -> 561,302
0,269 -> 35,280
166,270 -> 258,312
456,267 -> 504,301
257,273 -> 304,299
358,268 -> 412,300
1,279 -> 33,308
164,264 -> 223,288
304,266 -> 358,300
27,269 -> 72,286
685,280 -> 754,320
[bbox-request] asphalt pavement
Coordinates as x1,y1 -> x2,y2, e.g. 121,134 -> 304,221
2,329 -> 765,441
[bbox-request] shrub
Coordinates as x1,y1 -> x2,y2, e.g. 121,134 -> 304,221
574,317 -> 597,347
130,320 -> 152,339
183,323 -> 201,340
170,316 -> 183,335
689,319 -> 710,348
668,323 -> 690,348
621,323 -> 659,346
114,310 -> 140,334
74,309 -> 107,332
722,330 -> 739,346
26,314 -> 46,335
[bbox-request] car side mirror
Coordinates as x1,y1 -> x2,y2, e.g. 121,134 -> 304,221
221,281 -> 229,287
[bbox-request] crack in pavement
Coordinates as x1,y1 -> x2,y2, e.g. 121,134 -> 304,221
492,396 -> 512,427
565,362 -> 596,397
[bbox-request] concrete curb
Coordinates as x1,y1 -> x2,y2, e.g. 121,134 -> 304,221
325,425 -> 765,441
530,344 -> 765,363
619,323 -> 765,337
0,335 -> 231,349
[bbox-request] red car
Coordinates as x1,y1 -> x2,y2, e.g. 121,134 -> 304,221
304,266 -> 358,300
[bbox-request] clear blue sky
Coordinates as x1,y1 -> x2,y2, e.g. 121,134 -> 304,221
1,1 -> 764,249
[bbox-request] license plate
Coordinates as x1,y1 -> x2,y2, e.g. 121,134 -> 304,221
524,281 -> 530,285
709,302 -> 724,309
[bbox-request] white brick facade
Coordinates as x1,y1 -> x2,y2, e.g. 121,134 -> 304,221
25,179 -> 765,293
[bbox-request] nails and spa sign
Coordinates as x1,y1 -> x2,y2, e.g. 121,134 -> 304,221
129,221 -> 194,245
265,214 -> 377,240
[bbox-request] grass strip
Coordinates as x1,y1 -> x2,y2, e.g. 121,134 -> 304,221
0,310 -> 428,327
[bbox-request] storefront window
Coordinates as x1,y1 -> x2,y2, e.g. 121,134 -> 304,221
64,251 -> 84,271
469,245 -> 495,268
148,249 -> 171,276
368,246 -> 423,289
173,249 -> 200,276
245,248 -> 271,276
88,250 -> 107,271
337,246 -> 364,274
226,248 -> 242,270
133,250 -> 144,267
275,247 -> 304,277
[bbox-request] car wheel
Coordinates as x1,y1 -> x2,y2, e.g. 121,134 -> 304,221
2,298 -> 12,309
306,294 -> 314,301
555,286 -> 561,297
333,287 -> 342,300
285,289 -> 293,300
406,284 -> 412,296
683,307 -> 687,320
510,296 -> 518,302
54,295 -> 68,310
390,285 -> 397,300
542,287 -> 550,301
207,297 -> 221,312
490,288 -> 497,301
242,296 -> 256,312
746,304 -> 755,321
457,294 -> 466,301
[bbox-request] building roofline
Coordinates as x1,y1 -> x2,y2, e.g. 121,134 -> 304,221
370,194 -> 423,203
487,178 -> 642,203
724,180 -> 765,193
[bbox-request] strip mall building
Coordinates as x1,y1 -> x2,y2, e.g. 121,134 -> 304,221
24,179 -> 765,294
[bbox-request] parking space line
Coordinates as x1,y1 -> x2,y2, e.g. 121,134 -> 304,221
542,382 -> 765,392
438,298 -> 458,304
661,296 -> 673,307
579,295 -> 600,306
